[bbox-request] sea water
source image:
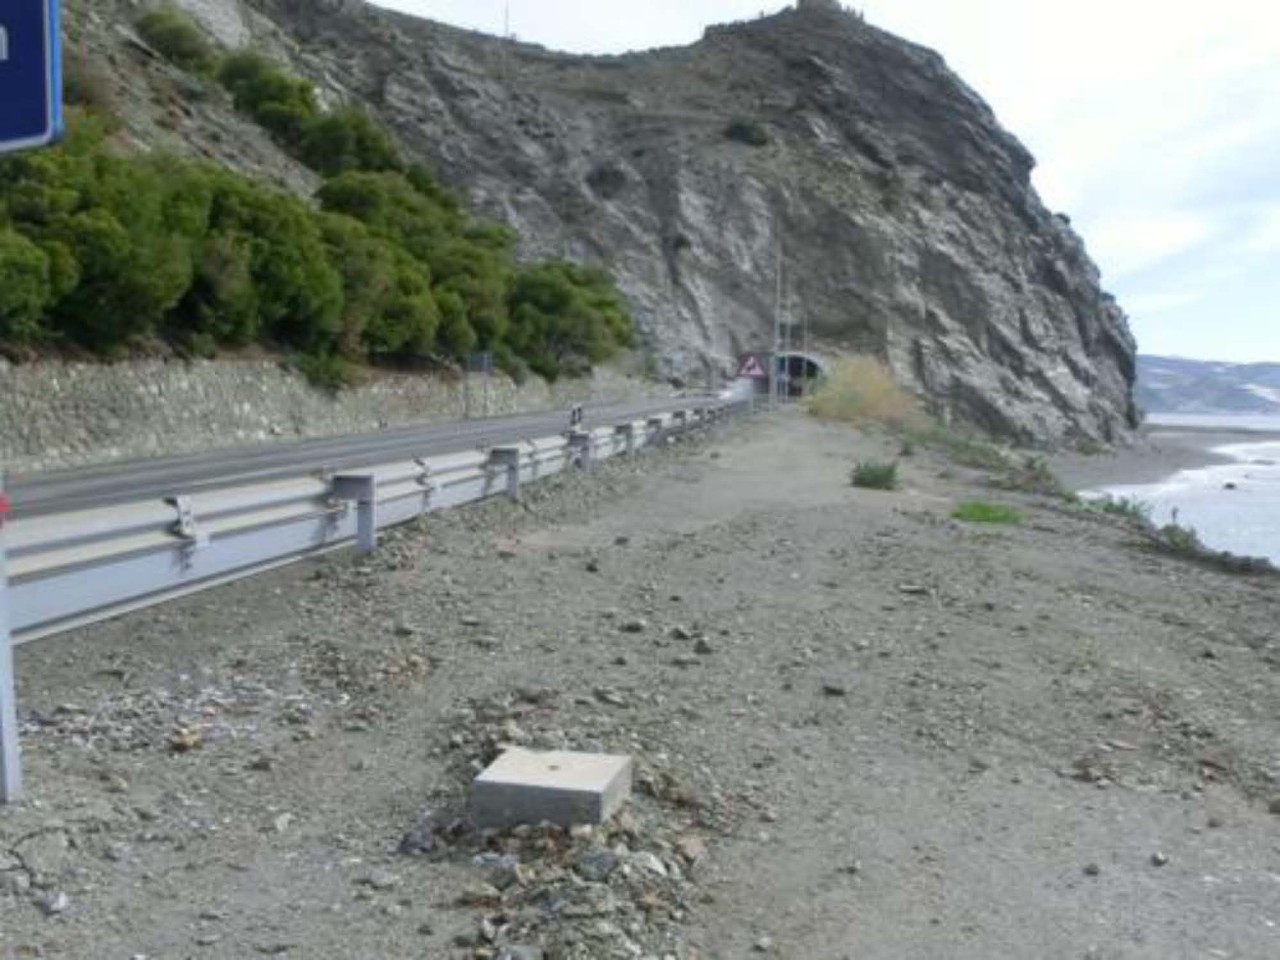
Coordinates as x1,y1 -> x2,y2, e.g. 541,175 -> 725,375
1092,414 -> 1280,563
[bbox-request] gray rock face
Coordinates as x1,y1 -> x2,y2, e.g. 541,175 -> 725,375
82,0 -> 1139,442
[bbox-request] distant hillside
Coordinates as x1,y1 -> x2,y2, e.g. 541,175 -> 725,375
1137,355 -> 1280,414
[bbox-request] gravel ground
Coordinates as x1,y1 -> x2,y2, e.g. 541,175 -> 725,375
3,411 -> 1279,959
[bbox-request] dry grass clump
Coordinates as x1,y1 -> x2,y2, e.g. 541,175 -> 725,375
807,356 -> 928,431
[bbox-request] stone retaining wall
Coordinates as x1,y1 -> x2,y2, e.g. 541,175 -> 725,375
0,359 -> 662,475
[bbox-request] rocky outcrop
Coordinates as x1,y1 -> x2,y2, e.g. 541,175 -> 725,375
79,0 -> 1139,442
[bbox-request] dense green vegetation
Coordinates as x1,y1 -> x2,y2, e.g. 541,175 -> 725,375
0,9 -> 634,385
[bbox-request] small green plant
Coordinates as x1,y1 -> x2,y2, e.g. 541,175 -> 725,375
906,425 -> 1012,471
992,454 -> 1067,497
723,118 -> 771,147
1092,495 -> 1152,523
136,6 -> 218,75
1157,521 -> 1204,556
951,501 -> 1023,525
851,460 -> 899,490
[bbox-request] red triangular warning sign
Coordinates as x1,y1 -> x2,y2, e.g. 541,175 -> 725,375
738,355 -> 768,379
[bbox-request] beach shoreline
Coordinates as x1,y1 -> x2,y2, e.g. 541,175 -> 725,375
1051,422 -> 1280,491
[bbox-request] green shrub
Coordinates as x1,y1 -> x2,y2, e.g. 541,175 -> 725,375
1157,522 -> 1203,555
809,356 -> 927,430
952,501 -> 1023,525
218,51 -> 319,144
506,261 -> 633,381
991,454 -> 1067,497
1091,495 -> 1152,523
298,109 -> 403,177
724,118 -> 770,147
851,460 -> 899,490
0,228 -> 54,343
0,92 -> 635,382
295,351 -> 363,391
137,6 -> 218,75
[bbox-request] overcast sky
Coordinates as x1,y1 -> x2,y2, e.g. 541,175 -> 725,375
374,1 -> 1280,363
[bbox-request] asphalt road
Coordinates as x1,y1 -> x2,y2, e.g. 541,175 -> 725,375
8,396 -> 716,517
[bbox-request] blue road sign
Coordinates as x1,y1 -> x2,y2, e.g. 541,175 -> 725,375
0,0 -> 63,155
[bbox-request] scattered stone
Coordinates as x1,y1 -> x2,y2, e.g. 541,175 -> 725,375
822,680 -> 849,697
461,615 -> 483,627
398,809 -> 467,856
498,947 -> 544,960
1083,863 -> 1101,877
753,936 -> 774,952
585,558 -> 601,573
1150,852 -> 1169,867
575,848 -> 620,882
694,638 -> 715,655
614,536 -> 631,547
247,755 -> 275,772
35,890 -> 69,916
457,883 -> 503,908
594,688 -> 628,708
676,836 -> 707,863
670,625 -> 694,641
630,851 -> 668,877
620,619 -> 648,634
898,584 -> 929,595
272,812 -> 295,833
169,727 -> 203,752
357,868 -> 400,891
1207,816 -> 1226,829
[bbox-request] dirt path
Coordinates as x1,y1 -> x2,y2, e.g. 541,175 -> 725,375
3,412 -> 1279,959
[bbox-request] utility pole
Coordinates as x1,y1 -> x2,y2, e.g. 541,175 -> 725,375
772,231 -> 782,408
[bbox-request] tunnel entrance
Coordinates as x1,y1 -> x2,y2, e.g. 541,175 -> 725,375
731,352 -> 828,400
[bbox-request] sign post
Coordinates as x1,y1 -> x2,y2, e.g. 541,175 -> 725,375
0,0 -> 61,803
0,0 -> 64,156
0,476 -> 21,804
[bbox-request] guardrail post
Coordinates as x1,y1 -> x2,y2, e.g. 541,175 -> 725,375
672,410 -> 689,430
488,447 -> 522,501
568,430 -> 594,472
333,475 -> 378,554
615,423 -> 636,458
1,476 -> 21,804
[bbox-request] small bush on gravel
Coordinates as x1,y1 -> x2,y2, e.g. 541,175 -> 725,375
952,501 -> 1022,525
851,460 -> 899,490
1091,495 -> 1152,523
991,454 -> 1067,497
723,118 -> 771,146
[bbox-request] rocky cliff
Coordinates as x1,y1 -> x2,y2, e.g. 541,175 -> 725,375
71,0 -> 1139,442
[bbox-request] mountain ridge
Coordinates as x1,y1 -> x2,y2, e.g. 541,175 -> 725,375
1137,354 -> 1280,415
66,0 -> 1139,442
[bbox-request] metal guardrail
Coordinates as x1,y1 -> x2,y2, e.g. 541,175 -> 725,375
0,398 -> 750,801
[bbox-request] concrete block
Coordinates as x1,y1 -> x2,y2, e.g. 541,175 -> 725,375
473,748 -> 633,830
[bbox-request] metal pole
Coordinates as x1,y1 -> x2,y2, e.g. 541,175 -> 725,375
802,309 -> 810,399
1,473 -> 22,804
772,232 -> 782,408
